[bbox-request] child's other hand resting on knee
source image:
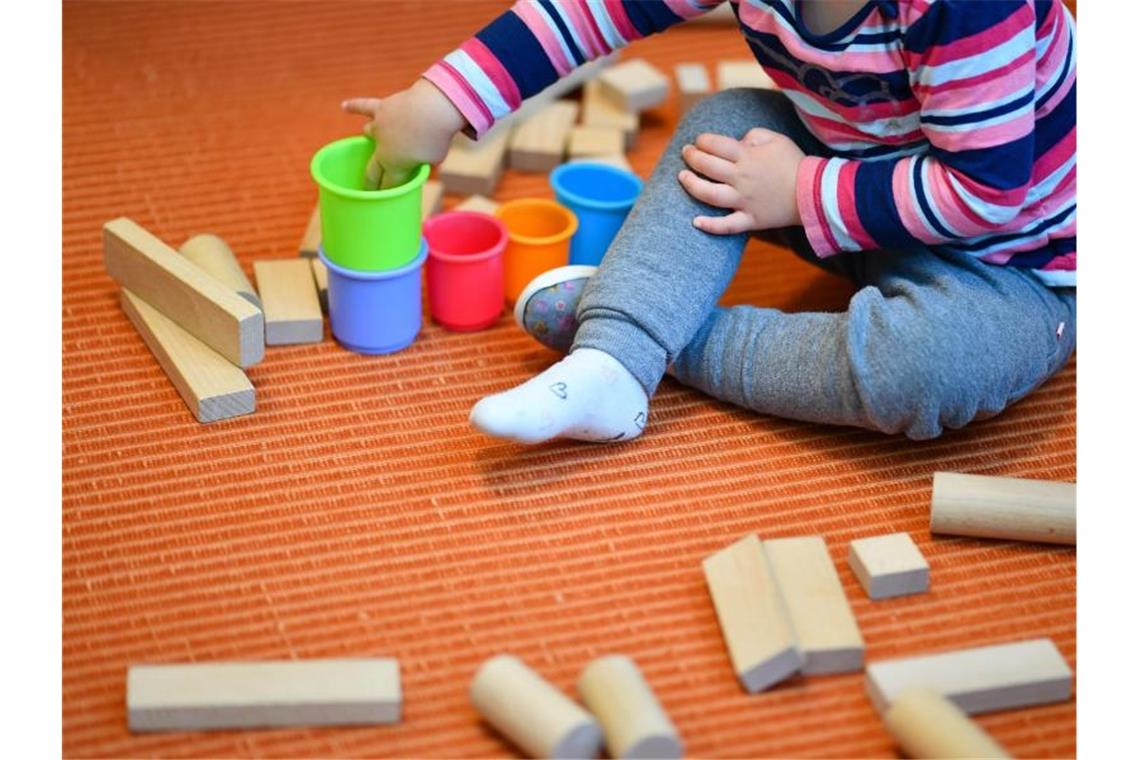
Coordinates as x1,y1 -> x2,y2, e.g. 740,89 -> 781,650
678,129 -> 805,235
342,80 -> 466,188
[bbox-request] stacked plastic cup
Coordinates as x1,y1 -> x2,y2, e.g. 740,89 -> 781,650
310,136 -> 430,354
550,162 -> 642,266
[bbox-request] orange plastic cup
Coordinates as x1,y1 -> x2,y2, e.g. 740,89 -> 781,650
495,199 -> 579,304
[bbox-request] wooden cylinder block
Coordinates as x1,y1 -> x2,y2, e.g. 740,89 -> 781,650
179,234 -> 261,310
470,654 -> 602,759
930,472 -> 1076,545
884,688 -> 1009,758
577,655 -> 682,759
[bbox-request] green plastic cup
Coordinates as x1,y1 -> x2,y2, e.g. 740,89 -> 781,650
310,136 -> 429,271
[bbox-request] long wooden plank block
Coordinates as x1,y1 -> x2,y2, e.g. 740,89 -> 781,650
702,534 -> 803,693
127,658 -> 401,732
298,205 -> 321,258
509,101 -> 580,172
311,258 -> 328,313
120,290 -> 255,424
865,638 -> 1073,716
931,471 -> 1076,545
253,259 -> 323,345
439,128 -> 513,197
104,217 -> 264,367
765,536 -> 864,674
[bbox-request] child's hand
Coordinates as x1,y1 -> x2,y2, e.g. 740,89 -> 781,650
342,79 -> 467,188
678,129 -> 805,234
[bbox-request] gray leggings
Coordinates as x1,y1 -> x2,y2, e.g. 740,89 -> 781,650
571,89 -> 1076,440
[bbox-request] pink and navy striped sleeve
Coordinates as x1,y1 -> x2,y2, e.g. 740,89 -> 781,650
423,0 -> 724,137
796,1 -> 1050,258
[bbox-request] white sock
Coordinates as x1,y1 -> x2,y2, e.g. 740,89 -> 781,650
470,348 -> 649,444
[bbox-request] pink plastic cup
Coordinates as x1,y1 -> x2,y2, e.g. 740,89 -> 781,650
424,211 -> 509,331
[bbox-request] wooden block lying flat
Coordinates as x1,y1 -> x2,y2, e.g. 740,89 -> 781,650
848,532 -> 929,600
509,100 -> 580,172
931,471 -> 1076,545
598,58 -> 670,112
717,60 -> 777,91
675,63 -> 711,117
179,234 -> 261,310
702,534 -> 803,693
439,128 -> 513,196
127,658 -> 401,732
570,154 -> 634,172
104,217 -> 265,368
253,259 -> 323,345
569,125 -> 625,159
884,688 -> 1010,759
582,80 -> 638,150
578,655 -> 683,760
865,638 -> 1073,716
310,258 -> 328,313
453,195 -> 500,214
422,179 -> 444,220
765,536 -> 864,674
121,289 -> 255,424
298,205 -> 321,258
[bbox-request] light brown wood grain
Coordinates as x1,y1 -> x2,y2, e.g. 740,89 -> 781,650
439,129 -> 514,196
568,125 -> 625,159
598,58 -> 670,112
509,101 -> 580,172
931,472 -> 1076,545
675,63 -> 711,117
717,60 -> 777,90
253,259 -> 323,345
179,233 -> 261,310
848,532 -> 930,600
577,655 -> 682,760
884,688 -> 1010,759
298,204 -> 321,258
582,80 -> 638,150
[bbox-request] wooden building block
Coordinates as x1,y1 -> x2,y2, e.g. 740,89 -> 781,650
884,688 -> 1010,759
702,534 -> 803,693
453,195 -> 500,214
581,80 -> 638,150
253,259 -> 323,345
848,532 -> 929,600
675,63 -> 711,117
578,655 -> 682,760
179,233 -> 261,310
765,536 -> 864,674
104,217 -> 265,368
597,58 -> 670,112
127,658 -> 400,732
931,472 -> 1076,545
570,154 -> 634,172
298,205 -> 321,258
422,179 -> 444,220
120,289 -> 255,424
568,125 -> 625,159
470,654 -> 602,759
509,100 -> 580,172
439,128 -> 513,196
865,638 -> 1073,716
310,258 -> 328,313
717,60 -> 777,91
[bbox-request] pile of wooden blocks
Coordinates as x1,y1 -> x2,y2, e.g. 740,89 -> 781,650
673,59 -> 778,117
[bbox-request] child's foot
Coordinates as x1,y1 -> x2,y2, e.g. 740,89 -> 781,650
514,265 -> 596,353
470,348 -> 648,444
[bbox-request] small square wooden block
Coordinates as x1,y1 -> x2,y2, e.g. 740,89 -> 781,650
848,532 -> 929,600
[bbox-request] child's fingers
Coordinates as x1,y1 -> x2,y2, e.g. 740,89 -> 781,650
361,121 -> 375,137
694,133 -> 743,161
681,145 -> 735,183
693,211 -> 755,235
678,170 -> 741,209
342,98 -> 382,116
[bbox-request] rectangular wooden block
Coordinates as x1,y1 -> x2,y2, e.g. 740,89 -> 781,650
310,257 -> 328,313
581,80 -> 638,150
931,472 -> 1076,545
865,639 -> 1072,716
422,179 -> 444,220
121,289 -> 255,424
848,532 -> 930,600
765,536 -> 864,674
298,204 -> 321,258
675,63 -> 711,116
717,60 -> 777,91
453,195 -> 500,214
509,100 -> 580,172
253,259 -> 323,345
104,217 -> 265,367
568,125 -> 625,159
703,534 -> 803,692
598,58 -> 670,112
127,658 -> 401,732
439,128 -> 513,196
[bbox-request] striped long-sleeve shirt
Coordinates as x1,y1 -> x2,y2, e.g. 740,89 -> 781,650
424,1 -> 1076,286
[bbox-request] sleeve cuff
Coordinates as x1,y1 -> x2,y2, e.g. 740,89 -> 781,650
795,155 -> 844,259
422,64 -> 491,139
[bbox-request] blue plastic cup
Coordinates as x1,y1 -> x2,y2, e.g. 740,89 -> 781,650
550,162 -> 643,266
318,240 -> 428,355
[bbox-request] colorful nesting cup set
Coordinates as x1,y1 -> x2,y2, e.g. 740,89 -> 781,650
495,199 -> 579,305
550,162 -> 642,266
310,136 -> 430,354
424,211 -> 509,331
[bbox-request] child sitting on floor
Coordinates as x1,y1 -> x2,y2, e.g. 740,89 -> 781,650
344,0 -> 1076,443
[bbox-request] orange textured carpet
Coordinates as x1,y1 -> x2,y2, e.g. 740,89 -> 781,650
62,2 -> 1076,758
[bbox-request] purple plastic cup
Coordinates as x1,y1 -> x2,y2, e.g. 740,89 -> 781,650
318,240 -> 427,355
